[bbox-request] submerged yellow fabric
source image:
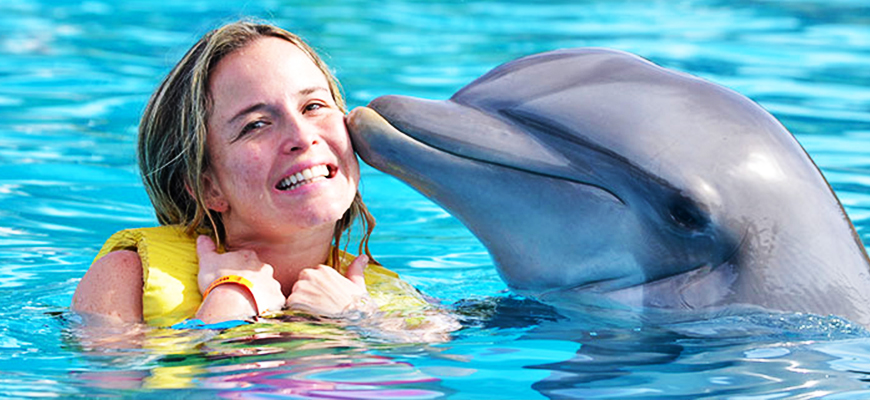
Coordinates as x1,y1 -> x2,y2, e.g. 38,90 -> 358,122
93,225 -> 430,327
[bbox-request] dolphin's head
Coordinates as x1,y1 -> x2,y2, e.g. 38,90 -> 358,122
348,48 -> 855,310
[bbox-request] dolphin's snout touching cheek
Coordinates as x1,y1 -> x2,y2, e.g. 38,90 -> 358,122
347,107 -> 399,171
347,48 -> 870,327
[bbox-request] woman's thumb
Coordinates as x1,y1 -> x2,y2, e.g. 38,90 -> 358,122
345,254 -> 369,288
196,235 -> 217,259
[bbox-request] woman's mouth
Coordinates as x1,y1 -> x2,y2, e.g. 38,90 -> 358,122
275,164 -> 337,191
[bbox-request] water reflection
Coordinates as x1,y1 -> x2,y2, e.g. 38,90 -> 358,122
66,314 -> 454,398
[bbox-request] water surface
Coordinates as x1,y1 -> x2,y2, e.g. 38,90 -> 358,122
1,1 -> 870,398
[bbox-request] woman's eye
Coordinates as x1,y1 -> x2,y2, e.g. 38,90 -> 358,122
241,120 -> 267,136
304,102 -> 325,113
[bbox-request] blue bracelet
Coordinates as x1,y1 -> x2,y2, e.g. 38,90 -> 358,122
170,318 -> 251,330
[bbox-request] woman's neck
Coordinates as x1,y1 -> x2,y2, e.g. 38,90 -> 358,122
223,223 -> 334,297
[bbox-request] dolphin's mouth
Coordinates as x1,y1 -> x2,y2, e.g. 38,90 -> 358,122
412,134 -> 626,205
349,102 -> 626,205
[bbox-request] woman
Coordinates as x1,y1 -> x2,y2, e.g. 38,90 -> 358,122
72,21 -> 445,330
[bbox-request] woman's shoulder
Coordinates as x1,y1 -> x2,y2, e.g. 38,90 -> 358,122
72,249 -> 144,323
74,225 -> 201,325
90,248 -> 143,273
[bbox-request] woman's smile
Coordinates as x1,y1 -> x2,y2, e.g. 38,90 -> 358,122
274,163 -> 338,192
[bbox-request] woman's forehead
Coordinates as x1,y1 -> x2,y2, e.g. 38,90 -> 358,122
214,38 -> 325,86
208,38 -> 330,116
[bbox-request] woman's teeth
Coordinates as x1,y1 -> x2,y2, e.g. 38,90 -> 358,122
277,165 -> 331,191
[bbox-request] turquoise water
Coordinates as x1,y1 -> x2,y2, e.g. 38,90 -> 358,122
2,0 -> 870,398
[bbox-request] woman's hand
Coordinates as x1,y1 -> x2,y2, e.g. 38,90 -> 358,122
195,235 -> 286,322
285,254 -> 378,318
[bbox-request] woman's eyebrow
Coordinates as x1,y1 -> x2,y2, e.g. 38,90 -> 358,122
227,103 -> 272,126
299,86 -> 330,97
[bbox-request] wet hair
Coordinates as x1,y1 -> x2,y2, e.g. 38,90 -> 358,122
138,20 -> 376,267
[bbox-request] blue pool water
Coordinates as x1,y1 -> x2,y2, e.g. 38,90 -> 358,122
2,0 -> 870,398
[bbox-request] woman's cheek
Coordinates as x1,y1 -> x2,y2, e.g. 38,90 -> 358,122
228,153 -> 266,191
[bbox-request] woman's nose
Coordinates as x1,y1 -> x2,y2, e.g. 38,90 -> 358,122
279,117 -> 319,153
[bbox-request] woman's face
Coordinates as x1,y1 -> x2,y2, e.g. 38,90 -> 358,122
204,37 -> 359,240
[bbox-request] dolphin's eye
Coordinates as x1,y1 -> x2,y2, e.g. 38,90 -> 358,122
668,197 -> 708,231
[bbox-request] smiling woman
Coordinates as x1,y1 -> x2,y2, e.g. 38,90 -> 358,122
69,20 -> 455,333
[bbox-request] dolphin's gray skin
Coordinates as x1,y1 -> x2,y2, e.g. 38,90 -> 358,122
347,48 -> 870,326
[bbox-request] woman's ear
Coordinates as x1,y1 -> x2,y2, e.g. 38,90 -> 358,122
194,172 -> 229,213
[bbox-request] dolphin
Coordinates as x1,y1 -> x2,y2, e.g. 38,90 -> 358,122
347,48 -> 870,327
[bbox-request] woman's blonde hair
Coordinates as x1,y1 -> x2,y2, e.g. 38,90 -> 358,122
138,20 -> 376,268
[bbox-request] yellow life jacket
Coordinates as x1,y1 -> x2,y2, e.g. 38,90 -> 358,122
93,225 -> 431,327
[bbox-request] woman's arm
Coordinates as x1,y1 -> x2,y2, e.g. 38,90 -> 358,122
194,235 -> 286,324
71,250 -> 144,323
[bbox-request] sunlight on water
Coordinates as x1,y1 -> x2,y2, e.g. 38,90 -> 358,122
0,0 -> 869,398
